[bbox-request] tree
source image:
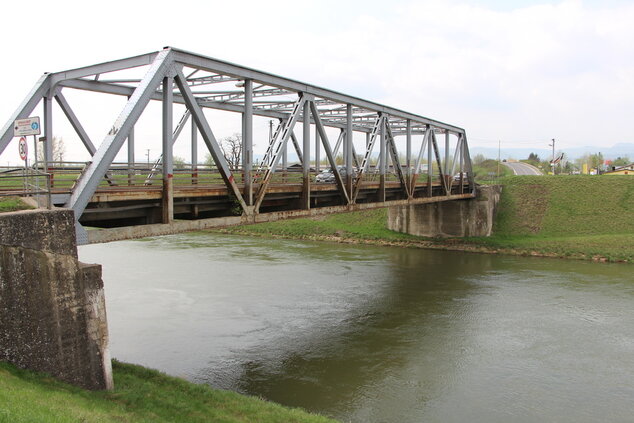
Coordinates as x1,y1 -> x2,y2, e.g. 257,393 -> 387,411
527,152 -> 540,162
472,153 -> 487,166
612,156 -> 631,167
173,156 -> 187,167
575,152 -> 604,173
219,133 -> 243,170
37,136 -> 66,163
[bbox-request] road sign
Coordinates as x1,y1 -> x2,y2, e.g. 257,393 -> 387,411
14,116 -> 41,136
19,137 -> 28,161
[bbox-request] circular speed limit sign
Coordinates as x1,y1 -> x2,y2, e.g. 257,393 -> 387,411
18,137 -> 28,161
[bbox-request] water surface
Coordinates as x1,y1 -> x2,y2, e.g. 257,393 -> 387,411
80,233 -> 634,423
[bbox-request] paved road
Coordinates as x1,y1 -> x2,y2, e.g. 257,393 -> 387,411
503,161 -> 543,175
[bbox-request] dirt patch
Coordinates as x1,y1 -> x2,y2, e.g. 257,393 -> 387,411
512,184 -> 549,234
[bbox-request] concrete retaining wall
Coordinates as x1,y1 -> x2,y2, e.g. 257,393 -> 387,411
0,209 -> 113,390
387,185 -> 502,237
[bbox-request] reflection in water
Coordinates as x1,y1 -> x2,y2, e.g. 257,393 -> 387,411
80,234 -> 634,423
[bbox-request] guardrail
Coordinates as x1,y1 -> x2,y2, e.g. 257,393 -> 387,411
0,166 -> 52,209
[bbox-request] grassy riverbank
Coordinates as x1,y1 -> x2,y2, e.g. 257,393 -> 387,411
0,196 -> 32,212
218,176 -> 634,263
0,360 -> 337,423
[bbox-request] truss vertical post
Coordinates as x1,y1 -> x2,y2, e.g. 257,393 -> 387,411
445,132 -> 450,177
462,133 -> 476,194
243,79 -> 253,205
301,101 -> 311,209
191,118 -> 198,184
162,76 -> 174,223
406,119 -> 412,178
314,125 -> 320,172
427,127 -> 433,197
379,116 -> 386,202
459,134 -> 465,194
345,104 -> 353,199
128,127 -> 135,186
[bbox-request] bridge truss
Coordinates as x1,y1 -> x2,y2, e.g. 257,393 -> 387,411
0,47 -> 475,244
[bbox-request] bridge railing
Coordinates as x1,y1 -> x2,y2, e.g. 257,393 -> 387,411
19,161 -> 463,195
0,166 -> 52,208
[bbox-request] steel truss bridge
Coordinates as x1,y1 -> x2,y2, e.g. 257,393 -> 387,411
0,47 -> 475,244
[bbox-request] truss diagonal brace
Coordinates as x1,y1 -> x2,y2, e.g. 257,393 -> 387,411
429,131 -> 449,195
174,69 -> 248,213
410,126 -> 431,195
0,73 -> 51,156
352,114 -> 382,202
290,132 -> 303,165
66,48 -> 175,217
55,91 -> 97,155
310,100 -> 350,205
385,122 -> 411,198
253,95 -> 306,212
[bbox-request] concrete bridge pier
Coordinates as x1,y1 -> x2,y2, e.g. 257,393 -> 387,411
387,185 -> 501,237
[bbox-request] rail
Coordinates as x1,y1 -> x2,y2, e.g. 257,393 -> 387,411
0,166 -> 52,209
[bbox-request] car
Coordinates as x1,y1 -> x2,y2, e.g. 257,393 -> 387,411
315,166 -> 354,183
315,169 -> 335,183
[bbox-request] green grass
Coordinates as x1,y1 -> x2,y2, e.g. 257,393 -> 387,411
0,197 -> 33,212
462,175 -> 634,262
0,360 -> 338,423
217,175 -> 634,263
465,233 -> 634,262
492,175 -> 634,236
472,159 -> 513,183
223,208 -> 417,243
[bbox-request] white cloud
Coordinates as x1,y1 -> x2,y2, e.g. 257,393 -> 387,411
1,0 -> 634,164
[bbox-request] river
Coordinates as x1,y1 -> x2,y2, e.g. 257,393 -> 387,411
79,233 -> 634,423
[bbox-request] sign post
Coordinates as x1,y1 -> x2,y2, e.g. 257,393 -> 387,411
18,137 -> 28,166
14,117 -> 41,199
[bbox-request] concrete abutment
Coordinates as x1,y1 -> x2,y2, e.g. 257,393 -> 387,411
388,185 -> 502,237
0,209 -> 113,390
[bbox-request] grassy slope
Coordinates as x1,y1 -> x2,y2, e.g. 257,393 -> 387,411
236,208 -> 416,242
466,175 -> 634,261
0,361 -> 337,423
220,175 -> 634,262
0,197 -> 32,212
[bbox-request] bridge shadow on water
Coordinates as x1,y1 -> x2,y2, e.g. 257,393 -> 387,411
184,241 -> 501,420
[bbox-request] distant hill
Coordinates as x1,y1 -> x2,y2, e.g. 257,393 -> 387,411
470,143 -> 634,161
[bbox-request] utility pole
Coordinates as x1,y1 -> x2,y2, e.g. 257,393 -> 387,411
146,149 -> 150,167
497,140 -> 501,180
549,138 -> 555,175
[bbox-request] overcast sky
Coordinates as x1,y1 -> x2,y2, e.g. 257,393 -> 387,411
1,0 -> 633,164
